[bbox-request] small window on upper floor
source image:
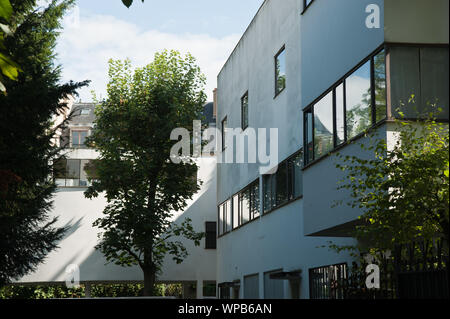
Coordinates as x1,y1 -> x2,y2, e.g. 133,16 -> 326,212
80,108 -> 91,115
275,47 -> 286,97
72,130 -> 88,148
241,92 -> 249,130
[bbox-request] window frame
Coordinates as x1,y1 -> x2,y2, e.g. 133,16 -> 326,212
53,158 -> 97,188
303,46 -> 387,167
274,46 -> 286,98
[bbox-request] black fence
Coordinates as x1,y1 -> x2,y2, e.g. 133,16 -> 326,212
309,239 -> 449,299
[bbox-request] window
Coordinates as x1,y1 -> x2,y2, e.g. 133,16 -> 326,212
205,222 -> 216,249
241,92 -> 249,130
221,117 -> 227,151
264,270 -> 284,299
72,130 -> 88,147
218,283 -> 231,299
218,199 -> 231,236
53,158 -> 97,187
313,91 -> 334,158
244,274 -> 259,299
303,48 -> 387,165
346,60 -> 371,140
390,46 -> 449,120
275,47 -> 286,96
263,150 -> 303,213
203,281 -> 217,297
309,263 -> 347,299
80,108 -> 91,115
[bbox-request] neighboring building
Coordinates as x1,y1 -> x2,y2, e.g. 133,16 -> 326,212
17,100 -> 219,299
215,0 -> 448,299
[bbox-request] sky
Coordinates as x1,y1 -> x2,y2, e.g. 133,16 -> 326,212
52,0 -> 264,102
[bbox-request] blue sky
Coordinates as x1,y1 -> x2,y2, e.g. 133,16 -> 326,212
54,0 -> 263,102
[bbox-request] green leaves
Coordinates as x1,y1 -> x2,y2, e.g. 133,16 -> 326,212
121,0 -> 144,8
0,0 -> 12,21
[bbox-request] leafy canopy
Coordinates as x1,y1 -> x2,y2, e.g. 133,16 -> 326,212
85,51 -> 206,294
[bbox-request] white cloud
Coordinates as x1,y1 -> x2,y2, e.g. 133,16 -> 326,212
56,13 -> 240,102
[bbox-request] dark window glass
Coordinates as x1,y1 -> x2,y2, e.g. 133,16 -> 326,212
205,222 -> 217,249
275,48 -> 286,96
374,50 -> 387,122
291,151 -> 303,198
346,60 -> 372,139
275,163 -> 288,206
419,47 -> 449,120
335,83 -> 345,145
263,174 -> 272,213
250,181 -> 260,218
72,130 -> 88,147
221,117 -> 227,151
314,91 -> 334,158
241,93 -> 249,130
305,110 -> 314,163
203,282 -> 217,297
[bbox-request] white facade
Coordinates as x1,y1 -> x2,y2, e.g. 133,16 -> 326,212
215,0 -> 448,299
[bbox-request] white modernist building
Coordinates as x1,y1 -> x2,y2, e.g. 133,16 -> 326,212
17,101 -> 219,299
215,0 -> 448,299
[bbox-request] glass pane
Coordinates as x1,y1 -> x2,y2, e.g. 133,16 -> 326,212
226,200 -> 232,232
314,91 -> 334,158
233,195 -> 239,229
275,49 -> 286,95
335,83 -> 345,145
263,175 -> 272,212
66,159 -> 80,179
80,160 -> 93,187
275,163 -> 288,206
218,204 -> 224,235
251,181 -> 260,218
53,158 -> 67,179
72,131 -> 79,146
293,152 -> 303,197
242,94 -> 248,129
420,47 -> 449,120
305,110 -> 314,163
374,50 -> 387,122
222,118 -> 227,150
346,61 -> 372,139
80,131 -> 87,146
240,189 -> 250,224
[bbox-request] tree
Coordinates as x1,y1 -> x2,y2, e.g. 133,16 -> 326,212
0,0 -> 88,287
0,0 -> 20,93
85,51 -> 206,296
334,104 -> 449,254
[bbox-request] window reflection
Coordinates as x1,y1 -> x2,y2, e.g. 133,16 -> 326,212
346,60 -> 371,139
275,48 -> 286,95
335,83 -> 345,145
374,50 -> 387,122
314,91 -> 334,158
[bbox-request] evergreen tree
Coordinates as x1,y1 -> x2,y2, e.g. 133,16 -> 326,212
0,0 -> 88,287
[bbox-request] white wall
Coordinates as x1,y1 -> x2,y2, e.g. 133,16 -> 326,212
216,0 -> 355,299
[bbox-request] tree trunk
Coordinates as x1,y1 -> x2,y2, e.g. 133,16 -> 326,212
143,265 -> 155,296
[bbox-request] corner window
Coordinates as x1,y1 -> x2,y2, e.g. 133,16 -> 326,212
302,0 -> 314,13
241,92 -> 249,130
275,47 -> 286,96
303,48 -> 387,165
218,199 -> 232,236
